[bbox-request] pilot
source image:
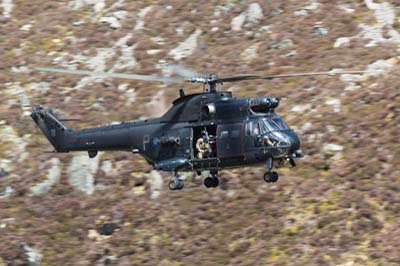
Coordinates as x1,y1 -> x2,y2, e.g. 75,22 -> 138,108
263,135 -> 275,146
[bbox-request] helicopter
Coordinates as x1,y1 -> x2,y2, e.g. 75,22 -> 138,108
31,66 -> 368,190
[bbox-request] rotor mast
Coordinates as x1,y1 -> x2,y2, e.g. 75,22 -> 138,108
208,82 -> 216,92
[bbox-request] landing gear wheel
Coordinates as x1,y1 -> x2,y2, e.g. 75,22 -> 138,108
264,171 -> 279,183
263,172 -> 271,183
212,177 -> 219,187
264,157 -> 279,183
271,171 -> 278,182
205,178 -> 212,188
168,179 -> 178,190
169,179 -> 184,190
204,177 -> 214,188
177,179 -> 184,190
204,176 -> 219,188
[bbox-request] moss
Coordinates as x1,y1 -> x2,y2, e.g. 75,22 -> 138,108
39,37 -> 59,52
6,207 -> 20,216
318,200 -> 337,212
0,51 -> 16,63
281,225 -> 299,236
282,81 -> 298,88
88,95 -> 97,104
42,248 -> 57,265
267,247 -> 286,262
228,238 -> 255,254
159,259 -> 183,266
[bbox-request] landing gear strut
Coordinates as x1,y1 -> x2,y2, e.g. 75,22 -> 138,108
264,157 -> 279,183
204,170 -> 219,188
168,172 -> 184,190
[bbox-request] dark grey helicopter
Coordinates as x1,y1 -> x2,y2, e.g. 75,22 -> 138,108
32,66 -> 368,190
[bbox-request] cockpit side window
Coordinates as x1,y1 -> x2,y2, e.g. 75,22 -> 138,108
259,120 -> 268,134
246,121 -> 260,136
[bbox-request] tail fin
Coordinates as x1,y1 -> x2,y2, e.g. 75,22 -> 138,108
31,106 -> 70,152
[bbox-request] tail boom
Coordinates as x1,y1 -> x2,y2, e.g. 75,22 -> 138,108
31,106 -> 135,155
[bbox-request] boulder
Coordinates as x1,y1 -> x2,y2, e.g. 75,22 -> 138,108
67,153 -> 100,195
231,3 -> 263,31
97,223 -> 120,236
0,168 -> 8,178
22,244 -> 42,266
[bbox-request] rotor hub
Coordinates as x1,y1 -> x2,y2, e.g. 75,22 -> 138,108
189,74 -> 220,92
189,74 -> 219,84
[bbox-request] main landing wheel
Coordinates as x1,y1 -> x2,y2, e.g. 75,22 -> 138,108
204,176 -> 219,188
169,179 -> 184,190
263,171 -> 279,183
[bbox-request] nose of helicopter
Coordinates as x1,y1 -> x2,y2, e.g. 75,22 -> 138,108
287,130 -> 300,152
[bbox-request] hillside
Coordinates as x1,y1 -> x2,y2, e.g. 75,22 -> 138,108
0,1 -> 400,265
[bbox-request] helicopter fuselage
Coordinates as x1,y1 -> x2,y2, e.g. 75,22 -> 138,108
31,90 -> 302,174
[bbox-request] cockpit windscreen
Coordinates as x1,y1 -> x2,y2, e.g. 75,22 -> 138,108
260,116 -> 290,133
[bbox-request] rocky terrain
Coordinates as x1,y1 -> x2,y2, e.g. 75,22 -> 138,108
0,0 -> 400,265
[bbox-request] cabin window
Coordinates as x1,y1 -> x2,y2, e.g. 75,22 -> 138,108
220,131 -> 229,139
231,129 -> 240,138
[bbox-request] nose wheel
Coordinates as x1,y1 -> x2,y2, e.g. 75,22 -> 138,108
264,157 -> 279,183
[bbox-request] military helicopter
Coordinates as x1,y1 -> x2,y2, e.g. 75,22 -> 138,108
32,66 -> 368,190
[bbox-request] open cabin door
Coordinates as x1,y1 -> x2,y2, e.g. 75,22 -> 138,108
216,123 -> 244,158
191,125 -> 219,170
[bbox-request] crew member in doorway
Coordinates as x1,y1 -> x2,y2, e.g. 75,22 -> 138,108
196,130 -> 212,159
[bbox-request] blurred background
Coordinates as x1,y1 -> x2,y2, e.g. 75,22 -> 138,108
0,0 -> 400,265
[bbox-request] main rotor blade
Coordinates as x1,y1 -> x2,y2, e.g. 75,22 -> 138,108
165,64 -> 203,78
218,70 -> 372,83
35,67 -> 188,83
